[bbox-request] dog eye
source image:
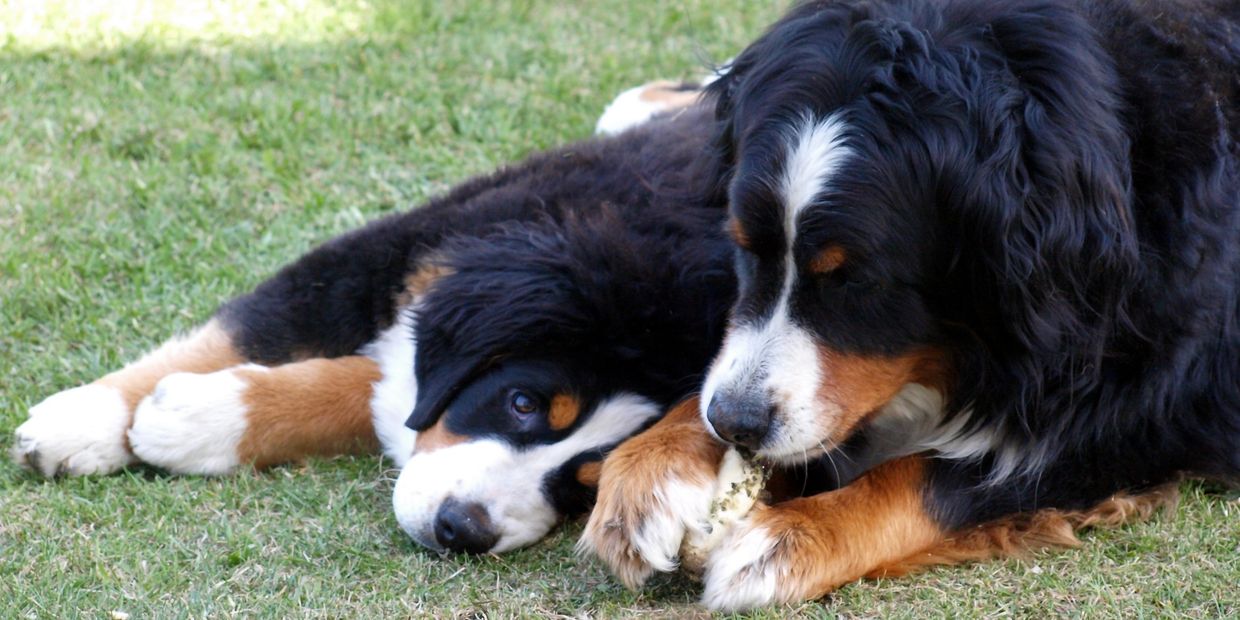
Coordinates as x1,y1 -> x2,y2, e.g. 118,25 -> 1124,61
817,269 -> 872,292
819,269 -> 854,288
508,390 -> 541,417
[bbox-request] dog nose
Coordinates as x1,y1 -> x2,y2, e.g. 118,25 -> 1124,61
434,497 -> 498,554
706,393 -> 772,451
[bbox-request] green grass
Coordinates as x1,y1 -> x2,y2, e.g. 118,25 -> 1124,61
0,0 -> 1236,617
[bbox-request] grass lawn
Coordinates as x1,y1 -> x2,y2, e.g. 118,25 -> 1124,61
1,0 -> 1237,617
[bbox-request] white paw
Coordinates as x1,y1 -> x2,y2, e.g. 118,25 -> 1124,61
634,477 -> 717,572
12,384 -> 135,476
700,515 -> 782,612
580,472 -> 715,588
128,369 -> 255,475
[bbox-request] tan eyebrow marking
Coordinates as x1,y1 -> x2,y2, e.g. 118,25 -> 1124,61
727,218 -> 751,250
548,394 -> 581,431
413,419 -> 468,454
808,245 -> 848,274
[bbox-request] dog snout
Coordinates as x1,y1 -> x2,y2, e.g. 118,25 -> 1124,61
434,497 -> 499,554
706,393 -> 772,451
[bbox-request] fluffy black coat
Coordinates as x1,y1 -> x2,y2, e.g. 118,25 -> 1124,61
707,0 -> 1239,528
218,107 -> 727,368
408,211 -> 735,432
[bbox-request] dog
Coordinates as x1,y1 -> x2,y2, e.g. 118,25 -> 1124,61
12,95 -> 736,555
583,0 -> 1240,610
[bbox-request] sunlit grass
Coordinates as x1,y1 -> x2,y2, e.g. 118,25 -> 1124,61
1,0 -> 369,50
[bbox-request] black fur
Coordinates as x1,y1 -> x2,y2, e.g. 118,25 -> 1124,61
708,0 -> 1240,529
218,107 -> 727,364
409,211 -> 735,434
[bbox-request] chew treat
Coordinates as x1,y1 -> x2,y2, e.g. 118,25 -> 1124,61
680,447 -> 768,574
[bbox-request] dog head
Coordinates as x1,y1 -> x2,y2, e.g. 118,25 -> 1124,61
699,0 -> 1138,464
393,212 -> 733,553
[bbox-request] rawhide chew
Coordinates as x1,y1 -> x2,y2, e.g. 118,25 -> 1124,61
680,447 -> 768,574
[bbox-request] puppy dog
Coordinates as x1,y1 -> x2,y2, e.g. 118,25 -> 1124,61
392,211 -> 734,553
583,0 -> 1240,610
13,97 -> 735,554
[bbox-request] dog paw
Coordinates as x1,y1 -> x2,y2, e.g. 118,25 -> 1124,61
699,503 -> 783,610
580,471 -> 716,588
579,397 -> 728,588
12,384 -> 135,477
128,368 -> 257,475
700,504 -> 818,612
577,419 -> 726,590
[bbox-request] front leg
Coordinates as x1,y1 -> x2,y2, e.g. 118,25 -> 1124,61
127,355 -> 382,474
12,320 -> 242,476
579,397 -> 727,588
11,193 -> 451,478
701,455 -> 943,611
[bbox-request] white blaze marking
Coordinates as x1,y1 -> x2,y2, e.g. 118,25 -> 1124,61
780,115 -> 852,227
772,113 -> 853,327
701,114 -> 851,460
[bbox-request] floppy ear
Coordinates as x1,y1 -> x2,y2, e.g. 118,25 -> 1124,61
703,61 -> 741,169
405,356 -> 483,432
942,5 -> 1138,366
704,1 -> 862,168
404,225 -> 591,431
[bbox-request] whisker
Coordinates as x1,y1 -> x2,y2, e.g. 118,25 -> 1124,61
818,440 -> 842,489
798,446 -> 811,496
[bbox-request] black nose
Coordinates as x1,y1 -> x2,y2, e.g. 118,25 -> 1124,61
434,497 -> 498,554
706,393 -> 772,451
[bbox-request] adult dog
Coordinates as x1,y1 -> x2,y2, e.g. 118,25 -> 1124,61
584,0 -> 1240,610
13,98 -> 735,555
